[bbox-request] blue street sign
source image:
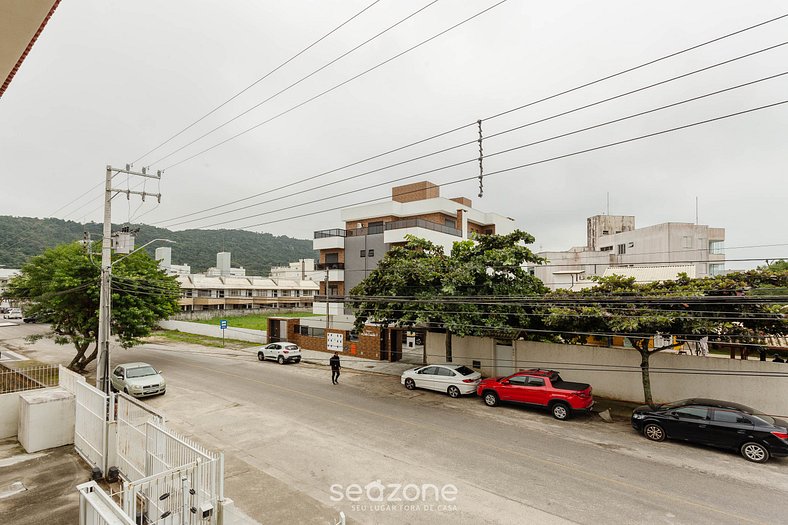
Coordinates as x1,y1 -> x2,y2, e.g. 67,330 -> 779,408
220,319 -> 227,330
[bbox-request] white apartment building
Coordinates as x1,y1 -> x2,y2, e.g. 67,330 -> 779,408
155,247 -> 191,276
312,181 -> 519,315
269,259 -> 323,282
533,215 -> 725,290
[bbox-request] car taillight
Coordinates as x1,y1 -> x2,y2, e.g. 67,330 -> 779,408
283,350 -> 289,354
463,379 -> 477,383
575,391 -> 589,398
772,431 -> 788,440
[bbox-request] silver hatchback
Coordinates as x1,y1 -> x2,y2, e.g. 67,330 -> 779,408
111,362 -> 166,397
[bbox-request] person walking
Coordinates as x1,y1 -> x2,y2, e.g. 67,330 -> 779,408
330,351 -> 341,384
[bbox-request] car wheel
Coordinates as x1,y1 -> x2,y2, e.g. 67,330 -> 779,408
404,378 -> 416,390
277,355 -> 285,365
483,391 -> 499,407
740,442 -> 769,463
447,385 -> 461,398
643,423 -> 666,442
257,352 -> 264,361
551,402 -> 571,420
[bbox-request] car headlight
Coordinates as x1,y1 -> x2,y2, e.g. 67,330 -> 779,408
131,385 -> 143,391
632,413 -> 645,419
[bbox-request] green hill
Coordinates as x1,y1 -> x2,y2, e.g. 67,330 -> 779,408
0,216 -> 316,275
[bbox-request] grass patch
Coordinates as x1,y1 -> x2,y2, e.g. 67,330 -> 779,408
150,329 -> 257,350
189,311 -> 318,330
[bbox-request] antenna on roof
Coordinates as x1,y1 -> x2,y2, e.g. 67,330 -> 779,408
606,192 -> 610,216
695,196 -> 699,225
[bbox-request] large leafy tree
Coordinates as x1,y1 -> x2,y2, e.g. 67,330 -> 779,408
7,242 -> 180,371
541,269 -> 788,406
349,230 -> 547,359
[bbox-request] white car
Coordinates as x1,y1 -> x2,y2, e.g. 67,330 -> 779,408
401,364 -> 482,398
111,362 -> 166,397
3,308 -> 22,319
257,342 -> 302,364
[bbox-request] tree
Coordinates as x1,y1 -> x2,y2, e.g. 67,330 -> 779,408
349,230 -> 547,360
7,242 -> 180,372
541,269 -> 788,406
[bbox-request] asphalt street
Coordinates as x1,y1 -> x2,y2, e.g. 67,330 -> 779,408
3,322 -> 788,525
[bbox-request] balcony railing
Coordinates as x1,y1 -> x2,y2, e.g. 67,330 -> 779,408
316,262 -> 345,270
314,228 -> 347,239
385,218 -> 461,237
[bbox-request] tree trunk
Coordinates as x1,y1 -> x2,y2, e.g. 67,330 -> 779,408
445,329 -> 453,362
629,337 -> 654,407
73,343 -> 99,372
68,340 -> 90,371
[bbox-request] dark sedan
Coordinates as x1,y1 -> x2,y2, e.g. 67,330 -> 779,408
631,398 -> 788,463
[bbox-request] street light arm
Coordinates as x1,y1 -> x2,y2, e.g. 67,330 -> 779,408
111,239 -> 175,266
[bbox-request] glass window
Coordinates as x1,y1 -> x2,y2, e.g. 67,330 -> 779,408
712,409 -> 750,424
507,376 -> 527,386
600,246 -> 613,252
527,377 -> 545,387
360,250 -> 366,257
681,236 -> 693,249
367,249 -> 374,258
325,253 -> 339,264
709,240 -> 724,254
436,367 -> 455,377
674,407 -> 709,420
126,366 -> 157,378
709,263 -> 725,277
617,244 -> 626,255
419,366 -> 438,375
454,366 -> 475,376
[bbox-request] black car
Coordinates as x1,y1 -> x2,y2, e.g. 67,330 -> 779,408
631,398 -> 788,463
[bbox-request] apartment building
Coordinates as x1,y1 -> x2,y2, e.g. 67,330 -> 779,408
269,259 -> 323,282
533,215 -> 725,290
312,181 -> 518,315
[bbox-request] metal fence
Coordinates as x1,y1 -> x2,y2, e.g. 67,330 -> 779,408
58,364 -> 86,394
0,363 -> 59,394
75,380 -> 111,474
116,392 -> 166,482
78,481 -> 136,525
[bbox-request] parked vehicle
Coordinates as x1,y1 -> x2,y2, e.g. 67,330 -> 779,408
3,308 -> 22,319
257,342 -> 302,364
22,316 -> 38,323
401,364 -> 481,398
631,398 -> 788,463
111,362 -> 166,397
477,369 -> 594,420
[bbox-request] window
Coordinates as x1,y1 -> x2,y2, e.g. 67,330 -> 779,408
712,409 -> 751,424
484,229 -> 494,235
602,230 -> 609,235
329,285 -> 338,296
507,376 -> 527,386
419,366 -> 438,375
600,246 -> 613,252
617,244 -> 626,255
709,263 -> 725,277
627,242 -> 634,248
454,366 -> 475,376
216,290 -> 225,298
681,236 -> 693,249
436,367 -> 455,377
368,221 -> 384,234
673,407 -> 709,420
709,240 -> 724,254
360,250 -> 366,257
367,249 -> 374,258
527,377 -> 545,387
444,218 -> 456,228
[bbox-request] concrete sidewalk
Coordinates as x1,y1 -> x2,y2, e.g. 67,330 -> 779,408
298,348 -> 415,376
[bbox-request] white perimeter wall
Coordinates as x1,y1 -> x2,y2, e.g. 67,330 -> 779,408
159,320 -> 266,344
0,392 -> 21,438
426,334 -> 788,416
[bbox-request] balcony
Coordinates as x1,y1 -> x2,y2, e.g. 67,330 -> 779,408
315,262 -> 345,270
383,218 -> 462,246
385,218 -> 461,236
314,228 -> 347,250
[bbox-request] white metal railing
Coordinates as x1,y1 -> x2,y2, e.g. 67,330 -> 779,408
78,481 -> 135,525
0,363 -> 59,394
75,380 -> 111,474
58,364 -> 86,394
116,392 -> 166,482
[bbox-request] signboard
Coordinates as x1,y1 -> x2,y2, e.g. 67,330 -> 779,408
327,332 -> 344,352
220,319 -> 227,330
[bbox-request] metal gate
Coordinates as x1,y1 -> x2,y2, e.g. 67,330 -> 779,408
116,392 -> 166,481
75,381 -> 111,474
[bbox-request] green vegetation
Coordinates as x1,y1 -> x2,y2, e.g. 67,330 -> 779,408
0,215 -> 316,275
7,242 -> 180,371
191,311 -> 318,330
151,329 -> 256,350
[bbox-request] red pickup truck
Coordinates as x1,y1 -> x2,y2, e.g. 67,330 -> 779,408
477,369 -> 594,420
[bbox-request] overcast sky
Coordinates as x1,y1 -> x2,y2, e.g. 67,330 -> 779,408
1,0 -> 787,268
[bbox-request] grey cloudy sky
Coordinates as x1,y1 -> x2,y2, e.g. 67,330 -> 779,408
1,0 -> 787,268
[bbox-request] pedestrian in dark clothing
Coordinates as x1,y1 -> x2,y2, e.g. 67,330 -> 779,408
330,352 -> 341,384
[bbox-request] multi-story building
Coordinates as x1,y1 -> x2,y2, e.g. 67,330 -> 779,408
312,181 -> 519,315
533,215 -> 725,290
269,259 -> 323,282
155,247 -> 191,276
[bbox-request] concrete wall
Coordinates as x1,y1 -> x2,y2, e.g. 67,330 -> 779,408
18,387 -> 75,453
0,392 -> 21,439
158,320 -> 266,344
426,334 -> 788,416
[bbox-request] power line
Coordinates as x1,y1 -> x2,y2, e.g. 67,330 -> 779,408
148,0 -> 441,167
149,11 -> 788,225
157,0 -> 511,170
131,0 -> 385,165
164,66 -> 788,230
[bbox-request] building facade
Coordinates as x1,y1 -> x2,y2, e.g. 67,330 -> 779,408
533,215 -> 725,290
312,181 -> 518,315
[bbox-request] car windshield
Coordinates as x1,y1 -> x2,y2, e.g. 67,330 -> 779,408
284,345 -> 299,351
126,366 -> 157,378
454,366 -> 475,376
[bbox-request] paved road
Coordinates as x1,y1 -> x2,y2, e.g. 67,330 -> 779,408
109,340 -> 788,525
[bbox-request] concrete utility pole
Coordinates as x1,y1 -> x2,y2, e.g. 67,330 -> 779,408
96,164 -> 161,395
324,265 -> 330,334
